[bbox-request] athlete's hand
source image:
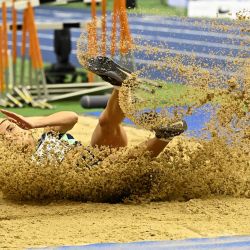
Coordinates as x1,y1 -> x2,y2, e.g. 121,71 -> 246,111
0,109 -> 35,130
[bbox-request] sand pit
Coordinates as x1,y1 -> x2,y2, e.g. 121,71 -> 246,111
0,195 -> 250,249
0,116 -> 249,249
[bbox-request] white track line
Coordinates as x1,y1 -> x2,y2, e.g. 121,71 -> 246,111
8,41 -> 54,51
110,24 -> 249,41
71,47 -> 245,62
133,36 -> 248,51
108,15 -> 245,33
129,58 -> 241,77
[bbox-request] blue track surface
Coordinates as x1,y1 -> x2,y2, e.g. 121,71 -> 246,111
2,6 -> 249,82
29,235 -> 250,249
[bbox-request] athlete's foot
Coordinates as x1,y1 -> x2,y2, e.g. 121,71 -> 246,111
86,56 -> 132,88
154,120 -> 188,141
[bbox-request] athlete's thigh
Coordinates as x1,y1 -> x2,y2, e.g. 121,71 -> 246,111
90,123 -> 128,148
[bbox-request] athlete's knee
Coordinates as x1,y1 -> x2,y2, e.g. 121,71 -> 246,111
98,114 -> 111,129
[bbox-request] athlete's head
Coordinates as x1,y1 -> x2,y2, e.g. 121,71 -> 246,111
0,119 -> 35,147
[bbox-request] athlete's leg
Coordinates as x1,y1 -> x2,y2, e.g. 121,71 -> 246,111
138,119 -> 188,158
141,137 -> 171,158
86,56 -> 187,153
90,89 -> 128,148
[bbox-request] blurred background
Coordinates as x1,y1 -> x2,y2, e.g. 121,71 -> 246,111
0,0 -> 248,119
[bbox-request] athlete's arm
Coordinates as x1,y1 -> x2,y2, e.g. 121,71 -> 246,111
0,109 -> 78,133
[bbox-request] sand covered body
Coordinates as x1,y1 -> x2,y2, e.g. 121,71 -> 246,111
0,116 -> 249,249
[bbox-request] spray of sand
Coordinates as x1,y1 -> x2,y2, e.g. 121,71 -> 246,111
0,15 -> 249,202
0,136 -> 249,202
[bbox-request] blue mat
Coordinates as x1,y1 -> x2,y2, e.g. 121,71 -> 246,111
84,106 -> 213,138
29,235 -> 250,249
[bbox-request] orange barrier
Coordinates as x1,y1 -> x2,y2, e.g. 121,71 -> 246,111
19,2 -> 44,79
27,2 -> 44,71
19,8 -> 29,86
12,0 -> 17,66
16,1 -> 48,101
87,0 -> 99,82
101,0 -> 107,55
111,0 -> 118,57
2,1 -> 8,88
21,9 -> 28,60
119,0 -> 126,54
12,0 -> 18,85
91,0 -> 97,19
87,22 -> 96,82
91,0 -> 98,54
119,0 -> 133,54
0,26 -> 4,93
0,1 -> 51,107
86,0 -> 133,81
27,1 -> 48,99
111,0 -> 133,57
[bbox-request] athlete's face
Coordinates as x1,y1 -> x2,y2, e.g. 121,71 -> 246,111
0,120 -> 35,147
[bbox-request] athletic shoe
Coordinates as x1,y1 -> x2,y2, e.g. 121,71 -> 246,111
155,120 -> 188,140
86,56 -> 132,87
